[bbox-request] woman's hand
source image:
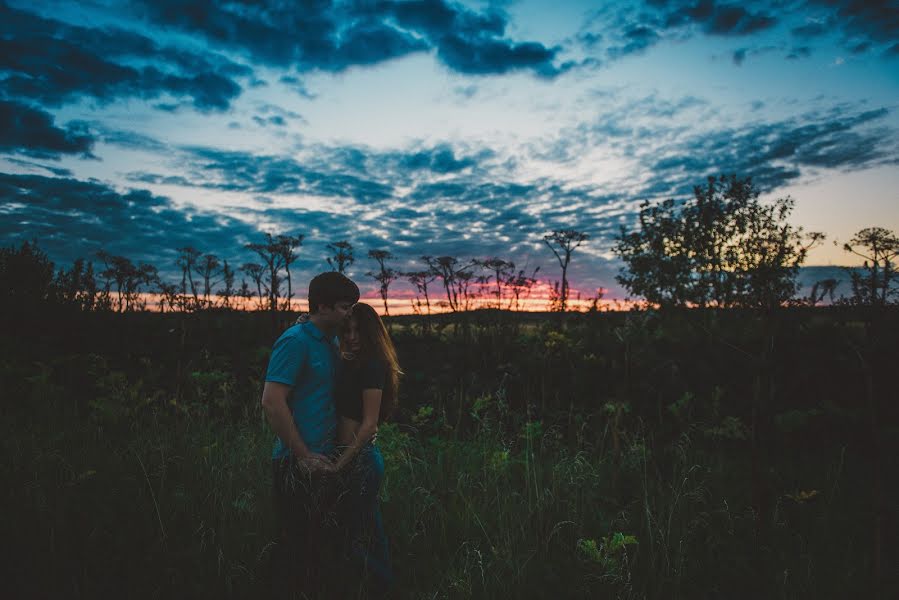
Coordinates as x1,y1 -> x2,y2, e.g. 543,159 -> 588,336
296,451 -> 335,474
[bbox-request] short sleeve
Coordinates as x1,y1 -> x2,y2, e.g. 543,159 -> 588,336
360,359 -> 386,390
265,329 -> 306,386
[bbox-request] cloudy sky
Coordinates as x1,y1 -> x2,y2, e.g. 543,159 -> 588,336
2,0 -> 898,307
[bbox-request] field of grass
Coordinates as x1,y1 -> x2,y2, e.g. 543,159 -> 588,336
2,307 -> 897,598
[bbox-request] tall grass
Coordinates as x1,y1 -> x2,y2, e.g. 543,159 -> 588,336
2,308 -> 896,598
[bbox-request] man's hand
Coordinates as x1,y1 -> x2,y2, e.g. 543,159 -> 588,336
296,452 -> 335,475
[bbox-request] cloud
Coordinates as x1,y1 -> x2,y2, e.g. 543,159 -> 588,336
582,0 -> 896,64
607,26 -> 661,59
3,157 -> 73,178
0,173 -> 257,274
0,100 -> 95,159
641,106 -> 895,195
129,0 -> 567,78
0,3 -> 248,111
805,0 -> 899,46
579,1 -> 780,65
791,1 -> 899,56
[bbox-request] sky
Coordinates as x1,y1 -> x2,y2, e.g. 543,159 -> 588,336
1,0 -> 898,309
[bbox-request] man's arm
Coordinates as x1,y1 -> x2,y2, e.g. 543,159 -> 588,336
261,381 -> 333,472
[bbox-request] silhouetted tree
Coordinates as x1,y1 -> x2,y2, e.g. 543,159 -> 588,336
218,260 -> 235,308
246,234 -> 285,314
176,246 -> 201,308
157,281 -> 183,313
475,258 -> 515,309
0,240 -> 56,310
97,251 -> 157,312
543,229 -> 588,312
425,255 -> 477,312
237,279 -> 254,309
326,241 -> 355,274
194,253 -> 221,307
843,227 -> 899,306
240,263 -> 266,310
275,234 -> 303,310
367,249 -> 398,316
406,268 -> 437,317
615,175 -> 816,309
55,257 -> 97,311
507,266 -> 540,311
456,269 -> 477,311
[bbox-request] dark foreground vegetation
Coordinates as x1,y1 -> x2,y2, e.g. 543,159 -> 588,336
2,303 -> 897,599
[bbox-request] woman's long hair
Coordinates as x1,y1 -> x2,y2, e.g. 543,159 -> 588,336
348,302 -> 401,420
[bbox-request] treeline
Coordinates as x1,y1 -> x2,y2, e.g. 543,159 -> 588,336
3,175 -> 897,314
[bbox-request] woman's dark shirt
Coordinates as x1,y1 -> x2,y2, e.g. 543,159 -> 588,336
336,357 -> 386,422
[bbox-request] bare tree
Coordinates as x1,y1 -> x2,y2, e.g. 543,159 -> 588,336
176,246 -> 201,308
241,262 -> 266,310
237,279 -> 254,310
97,251 -> 157,312
425,255 -> 465,312
406,269 -> 436,315
218,260 -> 236,308
246,234 -> 286,314
507,266 -> 540,311
326,241 -> 355,274
367,249 -> 398,316
275,234 -> 303,311
543,229 -> 588,311
475,257 -> 515,309
843,227 -> 899,306
194,253 -> 221,307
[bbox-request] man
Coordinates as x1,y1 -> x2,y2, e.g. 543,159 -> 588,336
261,271 -> 359,597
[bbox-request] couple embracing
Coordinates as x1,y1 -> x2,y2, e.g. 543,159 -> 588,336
261,272 -> 398,598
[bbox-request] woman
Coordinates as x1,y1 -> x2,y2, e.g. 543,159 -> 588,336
333,302 -> 400,596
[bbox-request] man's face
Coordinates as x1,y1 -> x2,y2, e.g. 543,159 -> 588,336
319,301 -> 354,329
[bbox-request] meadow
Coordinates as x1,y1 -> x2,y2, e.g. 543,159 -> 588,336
2,306 -> 897,599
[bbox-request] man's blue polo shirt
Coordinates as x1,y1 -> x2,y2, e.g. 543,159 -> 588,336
265,320 -> 339,460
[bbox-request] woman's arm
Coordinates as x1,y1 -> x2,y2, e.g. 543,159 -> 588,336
335,388 -> 382,470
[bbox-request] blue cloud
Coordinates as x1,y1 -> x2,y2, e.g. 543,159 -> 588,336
0,3 -> 248,111
130,0 -> 566,78
0,100 -> 95,159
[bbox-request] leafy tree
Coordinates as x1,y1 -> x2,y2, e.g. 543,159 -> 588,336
543,229 -> 588,312
843,227 -> 899,306
55,257 -> 97,311
0,240 -> 56,309
367,249 -> 398,316
615,175 -> 817,309
326,241 -> 355,274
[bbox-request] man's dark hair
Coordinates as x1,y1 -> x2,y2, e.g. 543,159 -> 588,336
308,271 -> 359,313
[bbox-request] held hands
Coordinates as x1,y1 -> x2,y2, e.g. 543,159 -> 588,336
296,451 -> 336,474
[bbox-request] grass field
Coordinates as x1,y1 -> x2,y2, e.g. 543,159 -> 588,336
2,307 -> 896,598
